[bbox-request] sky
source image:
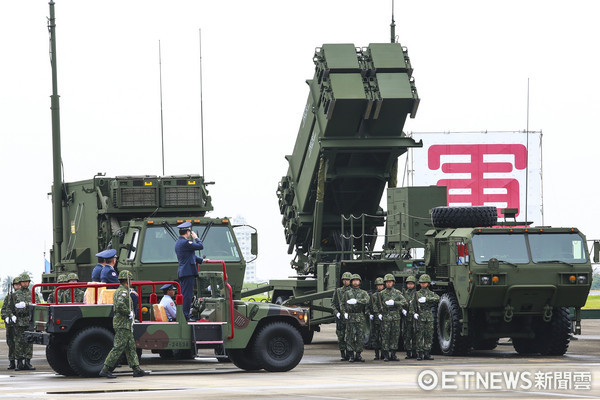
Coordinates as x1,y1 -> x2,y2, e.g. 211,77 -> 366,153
1,0 -> 599,283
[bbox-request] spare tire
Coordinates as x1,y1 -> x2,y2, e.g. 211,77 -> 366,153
431,206 -> 497,228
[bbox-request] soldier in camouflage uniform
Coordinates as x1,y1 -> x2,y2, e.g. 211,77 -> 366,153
60,273 -> 85,303
99,270 -> 149,378
402,275 -> 418,359
415,274 -> 440,361
13,273 -> 35,371
331,271 -> 352,361
368,277 -> 384,360
342,274 -> 370,362
379,274 -> 408,361
1,277 -> 20,369
47,274 -> 67,303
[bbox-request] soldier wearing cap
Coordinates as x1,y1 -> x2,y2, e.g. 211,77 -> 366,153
331,271 -> 352,361
159,284 -> 177,321
342,274 -> 370,362
100,249 -> 119,284
99,270 -> 148,378
369,277 -> 385,360
415,274 -> 440,361
379,273 -> 408,362
13,273 -> 35,371
402,275 -> 418,359
91,250 -> 107,282
61,273 -> 85,303
174,221 -> 204,321
47,274 -> 67,303
1,277 -> 20,369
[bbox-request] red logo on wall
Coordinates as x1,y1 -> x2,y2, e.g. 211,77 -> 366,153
428,144 -> 527,216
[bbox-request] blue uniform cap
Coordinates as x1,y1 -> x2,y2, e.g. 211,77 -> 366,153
161,284 -> 176,291
177,222 -> 192,229
97,249 -> 117,259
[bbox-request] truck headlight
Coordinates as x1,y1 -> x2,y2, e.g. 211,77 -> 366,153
480,276 -> 490,285
577,275 -> 587,284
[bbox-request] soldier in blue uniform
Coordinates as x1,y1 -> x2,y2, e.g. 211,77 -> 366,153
174,222 -> 204,321
159,284 -> 177,321
91,250 -> 107,282
100,249 -> 119,284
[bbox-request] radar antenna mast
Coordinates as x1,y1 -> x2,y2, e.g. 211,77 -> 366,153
390,0 -> 397,43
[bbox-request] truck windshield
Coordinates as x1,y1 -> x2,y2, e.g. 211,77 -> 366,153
528,233 -> 587,264
141,225 -> 241,263
471,234 -> 529,264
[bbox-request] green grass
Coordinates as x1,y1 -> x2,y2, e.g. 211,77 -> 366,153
583,295 -> 600,309
241,282 -> 272,303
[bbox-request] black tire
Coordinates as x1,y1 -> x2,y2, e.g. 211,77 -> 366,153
46,340 -> 77,376
512,338 -> 539,354
66,327 -> 114,377
537,307 -> 571,356
436,292 -> 470,355
300,327 -> 314,345
228,348 -> 262,371
472,338 -> 498,351
252,321 -> 304,372
431,206 -> 497,228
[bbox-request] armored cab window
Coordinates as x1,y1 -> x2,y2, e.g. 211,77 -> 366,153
529,233 -> 588,264
471,234 -> 529,264
127,229 -> 140,261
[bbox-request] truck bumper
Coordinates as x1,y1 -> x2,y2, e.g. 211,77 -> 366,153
24,331 -> 50,346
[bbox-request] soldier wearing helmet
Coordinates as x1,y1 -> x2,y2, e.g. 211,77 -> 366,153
47,274 -> 67,303
368,277 -> 385,360
402,275 -> 418,359
378,273 -> 407,361
331,271 -> 353,361
60,273 -> 85,303
13,273 -> 35,371
100,270 -> 148,378
415,274 -> 440,361
342,274 -> 369,362
1,277 -> 21,369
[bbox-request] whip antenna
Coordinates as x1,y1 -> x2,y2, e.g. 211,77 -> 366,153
159,40 -> 165,176
199,29 -> 206,177
390,0 -> 396,43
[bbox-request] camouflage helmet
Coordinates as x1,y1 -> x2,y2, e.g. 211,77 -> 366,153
67,273 -> 79,281
19,273 -> 31,282
341,272 -> 352,281
418,274 -> 432,283
351,273 -> 362,281
374,277 -> 384,285
406,275 -> 416,283
118,270 -> 133,280
383,273 -> 396,282
12,277 -> 20,284
56,274 -> 68,283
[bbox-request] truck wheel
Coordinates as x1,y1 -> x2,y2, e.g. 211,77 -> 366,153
537,307 -> 570,356
431,206 -> 497,228
252,321 -> 304,372
512,338 -> 539,354
300,327 -> 314,345
66,326 -> 113,377
437,293 -> 470,355
228,348 -> 262,371
46,340 -> 77,376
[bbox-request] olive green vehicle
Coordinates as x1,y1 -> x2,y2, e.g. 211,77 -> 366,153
244,33 -> 593,354
24,1 -> 308,376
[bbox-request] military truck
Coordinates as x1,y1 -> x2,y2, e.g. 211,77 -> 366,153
24,1 -> 308,375
242,38 -> 593,354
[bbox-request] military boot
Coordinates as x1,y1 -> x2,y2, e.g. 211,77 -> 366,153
132,367 -> 149,377
7,360 -> 15,370
390,351 -> 399,361
417,351 -> 423,361
339,350 -> 346,361
373,349 -> 380,360
383,351 -> 389,361
354,352 -> 365,362
424,351 -> 434,360
15,359 -> 24,371
405,351 -> 412,359
99,366 -> 117,378
24,359 -> 35,370
347,351 -> 355,362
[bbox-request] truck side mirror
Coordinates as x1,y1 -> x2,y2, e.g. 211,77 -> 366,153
593,241 -> 600,263
487,257 -> 499,271
251,232 -> 258,256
